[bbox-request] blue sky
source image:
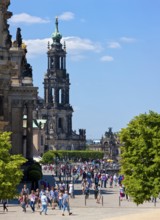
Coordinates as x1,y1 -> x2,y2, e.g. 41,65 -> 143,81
8,0 -> 160,139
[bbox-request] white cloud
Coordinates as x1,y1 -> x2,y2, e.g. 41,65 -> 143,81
108,41 -> 121,49
100,56 -> 114,62
120,37 -> 136,43
10,13 -> 50,24
58,12 -> 74,21
63,36 -> 102,53
24,36 -> 102,59
24,38 -> 49,58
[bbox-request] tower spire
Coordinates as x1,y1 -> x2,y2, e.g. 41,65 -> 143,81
55,16 -> 59,33
52,16 -> 62,44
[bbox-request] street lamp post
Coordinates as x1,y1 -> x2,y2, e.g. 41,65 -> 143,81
64,154 -> 70,192
55,157 -> 58,177
71,165 -> 75,198
53,156 -> 58,177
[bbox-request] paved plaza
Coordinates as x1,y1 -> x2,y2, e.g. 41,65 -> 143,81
1,172 -> 160,220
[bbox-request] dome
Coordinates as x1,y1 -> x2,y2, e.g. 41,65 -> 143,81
52,17 -> 62,43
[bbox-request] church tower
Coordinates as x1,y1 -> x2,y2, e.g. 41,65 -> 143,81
39,18 -> 86,150
44,17 -> 72,136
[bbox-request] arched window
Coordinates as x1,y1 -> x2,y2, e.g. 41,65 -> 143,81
52,88 -> 55,103
58,118 -> 62,129
50,57 -> 54,69
59,88 -> 62,104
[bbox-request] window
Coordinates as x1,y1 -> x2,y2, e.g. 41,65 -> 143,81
59,89 -> 62,104
52,88 -> 55,103
58,118 -> 62,128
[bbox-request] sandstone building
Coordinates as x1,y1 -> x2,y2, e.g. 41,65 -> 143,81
0,1 -> 86,158
0,0 -> 38,159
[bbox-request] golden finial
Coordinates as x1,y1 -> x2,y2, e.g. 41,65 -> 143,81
21,42 -> 27,49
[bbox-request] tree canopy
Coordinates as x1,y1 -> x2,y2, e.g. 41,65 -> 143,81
0,132 -> 27,199
119,111 -> 160,204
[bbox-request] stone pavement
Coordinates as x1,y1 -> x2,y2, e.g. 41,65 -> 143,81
1,172 -> 160,220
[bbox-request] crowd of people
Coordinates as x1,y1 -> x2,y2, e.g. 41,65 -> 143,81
41,160 -> 123,202
1,160 -> 124,214
18,183 -> 72,216
2,159 -> 160,215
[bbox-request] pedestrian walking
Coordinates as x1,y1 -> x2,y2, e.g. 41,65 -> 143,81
62,190 -> 72,216
45,187 -> 52,207
20,192 -> 27,212
58,190 -> 63,210
94,185 -> 99,199
29,190 -> 36,212
84,184 -> 90,199
119,184 -> 125,201
96,184 -> 102,203
35,188 -> 41,209
69,181 -> 74,198
21,184 -> 29,207
40,192 -> 48,215
1,199 -> 8,212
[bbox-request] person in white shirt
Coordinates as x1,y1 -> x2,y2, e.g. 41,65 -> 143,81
69,182 -> 74,198
40,192 -> 48,215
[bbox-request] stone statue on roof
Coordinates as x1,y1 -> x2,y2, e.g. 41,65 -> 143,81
22,63 -> 32,78
0,0 -> 12,48
16,27 -> 22,48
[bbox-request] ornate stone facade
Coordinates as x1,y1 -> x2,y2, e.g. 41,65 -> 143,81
0,0 -> 38,159
101,127 -> 120,161
35,18 -> 86,150
0,2 -> 86,158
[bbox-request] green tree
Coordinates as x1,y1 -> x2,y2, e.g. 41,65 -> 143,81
27,163 -> 42,190
119,111 -> 160,205
0,132 -> 27,199
28,169 -> 42,190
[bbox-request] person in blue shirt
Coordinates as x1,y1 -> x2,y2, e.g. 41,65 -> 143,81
62,190 -> 72,216
40,192 -> 48,215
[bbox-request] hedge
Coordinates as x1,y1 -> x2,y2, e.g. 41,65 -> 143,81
41,150 -> 104,164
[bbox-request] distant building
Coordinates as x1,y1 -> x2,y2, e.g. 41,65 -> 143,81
86,139 -> 102,151
93,139 -> 101,144
32,119 -> 47,156
101,127 -> 120,161
23,116 -> 46,157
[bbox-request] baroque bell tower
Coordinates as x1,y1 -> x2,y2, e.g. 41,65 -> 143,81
40,18 -> 86,150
